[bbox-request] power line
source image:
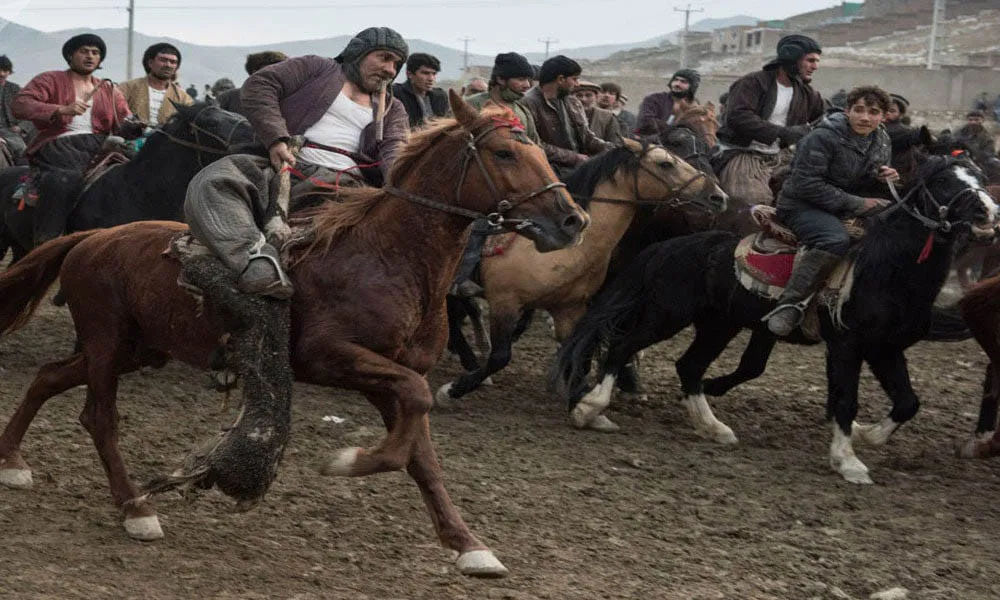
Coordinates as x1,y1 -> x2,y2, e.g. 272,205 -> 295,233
458,36 -> 474,71
538,37 -> 558,59
674,3 -> 703,69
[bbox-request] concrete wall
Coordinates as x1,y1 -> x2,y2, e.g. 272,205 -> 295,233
595,66 -> 1000,113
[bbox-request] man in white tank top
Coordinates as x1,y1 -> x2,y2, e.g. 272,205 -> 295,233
184,27 -> 411,299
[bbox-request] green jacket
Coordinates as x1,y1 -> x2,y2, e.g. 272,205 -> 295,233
466,91 -> 540,144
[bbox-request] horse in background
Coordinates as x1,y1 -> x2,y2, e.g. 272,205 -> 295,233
551,151 -> 996,485
436,139 -> 727,421
0,102 -> 255,264
0,93 -> 588,577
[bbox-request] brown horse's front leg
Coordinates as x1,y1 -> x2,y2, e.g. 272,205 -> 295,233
317,344 -> 431,476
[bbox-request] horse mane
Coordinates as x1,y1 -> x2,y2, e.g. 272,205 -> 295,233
563,146 -> 640,209
300,115 -> 492,260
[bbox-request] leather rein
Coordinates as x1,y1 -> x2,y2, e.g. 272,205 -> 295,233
383,121 -> 567,228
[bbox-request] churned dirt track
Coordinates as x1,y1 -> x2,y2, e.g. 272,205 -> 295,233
2,287 -> 1000,600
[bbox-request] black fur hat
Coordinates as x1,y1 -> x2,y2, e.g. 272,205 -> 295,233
670,68 -> 700,99
62,33 -> 107,64
538,55 -> 581,85
492,52 -> 533,80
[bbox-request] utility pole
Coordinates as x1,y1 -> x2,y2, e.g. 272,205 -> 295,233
126,0 -> 135,79
539,37 -> 559,59
674,3 -> 703,69
458,36 -> 474,72
926,0 -> 945,69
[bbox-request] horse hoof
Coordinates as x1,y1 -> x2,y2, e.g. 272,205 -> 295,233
456,549 -> 509,578
435,383 -> 457,408
124,515 -> 164,541
570,404 -> 598,429
835,456 -> 873,485
321,447 -> 362,476
0,468 -> 32,489
481,377 -> 494,387
693,425 -> 738,445
585,414 -> 621,432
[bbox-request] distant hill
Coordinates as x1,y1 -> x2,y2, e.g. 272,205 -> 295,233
0,15 -> 759,87
520,15 -> 760,62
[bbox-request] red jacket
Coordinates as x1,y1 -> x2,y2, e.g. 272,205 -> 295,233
12,70 -> 131,155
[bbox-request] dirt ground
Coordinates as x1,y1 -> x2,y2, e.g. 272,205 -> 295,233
2,285 -> 1000,600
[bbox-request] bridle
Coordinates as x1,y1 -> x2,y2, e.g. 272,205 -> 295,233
570,145 -> 715,212
884,158 -> 992,235
151,105 -> 253,167
384,119 -> 568,228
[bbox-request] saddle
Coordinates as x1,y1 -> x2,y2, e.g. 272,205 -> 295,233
734,205 -> 863,340
15,137 -> 132,210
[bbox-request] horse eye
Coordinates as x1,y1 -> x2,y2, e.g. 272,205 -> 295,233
494,149 -> 516,161
659,160 -> 676,169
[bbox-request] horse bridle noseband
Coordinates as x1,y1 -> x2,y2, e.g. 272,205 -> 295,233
384,121 -> 568,228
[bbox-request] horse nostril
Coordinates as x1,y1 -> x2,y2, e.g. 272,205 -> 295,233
561,213 -> 584,233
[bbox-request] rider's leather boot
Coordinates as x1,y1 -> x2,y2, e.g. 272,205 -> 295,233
764,248 -> 842,337
237,243 -> 294,300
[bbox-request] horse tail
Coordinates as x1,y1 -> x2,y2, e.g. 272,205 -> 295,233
0,231 -> 98,334
549,247 -> 655,405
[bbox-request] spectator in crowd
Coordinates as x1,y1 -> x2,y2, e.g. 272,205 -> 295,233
217,51 -> 288,114
598,82 -> 636,134
118,42 -> 193,126
636,68 -> 700,135
522,55 -> 612,177
462,76 -> 487,97
956,110 -> 997,157
973,91 -> 990,113
392,52 -> 448,128
829,88 -> 847,109
0,54 -> 33,163
574,80 -> 619,143
186,83 -> 198,99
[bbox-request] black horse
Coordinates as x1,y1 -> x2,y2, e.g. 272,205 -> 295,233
0,102 -> 256,263
551,151 -> 997,485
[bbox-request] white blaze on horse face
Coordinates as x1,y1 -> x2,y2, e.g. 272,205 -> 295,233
954,165 -> 998,223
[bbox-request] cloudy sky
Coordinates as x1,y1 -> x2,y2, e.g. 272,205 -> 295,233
1,0 -> 846,53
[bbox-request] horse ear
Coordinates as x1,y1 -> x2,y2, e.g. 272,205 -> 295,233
449,89 -> 478,128
171,100 -> 197,121
918,125 -> 935,146
622,137 -> 643,153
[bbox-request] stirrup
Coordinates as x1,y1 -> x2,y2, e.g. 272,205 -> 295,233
244,247 -> 292,290
760,293 -> 814,326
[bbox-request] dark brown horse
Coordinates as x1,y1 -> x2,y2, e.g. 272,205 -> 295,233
0,92 -> 588,577
957,269 -> 1000,458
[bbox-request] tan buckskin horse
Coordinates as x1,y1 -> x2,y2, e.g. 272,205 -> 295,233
0,92 -> 588,577
436,138 -> 728,426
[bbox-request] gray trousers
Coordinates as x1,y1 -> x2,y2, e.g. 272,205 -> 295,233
185,154 -> 360,275
776,203 -> 851,256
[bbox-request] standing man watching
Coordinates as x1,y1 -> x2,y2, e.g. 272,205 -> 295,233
0,55 -> 32,163
393,52 -> 448,128
118,43 -> 193,126
598,82 -> 635,135
636,68 -> 700,135
574,80 -> 620,143
522,55 -> 612,177
216,51 -> 288,115
715,34 -> 825,206
13,33 -> 138,244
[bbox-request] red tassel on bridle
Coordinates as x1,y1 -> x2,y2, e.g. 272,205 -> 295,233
916,231 -> 934,264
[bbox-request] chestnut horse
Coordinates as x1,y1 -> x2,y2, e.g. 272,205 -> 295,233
436,138 -> 727,420
0,92 -> 588,577
956,268 -> 1000,459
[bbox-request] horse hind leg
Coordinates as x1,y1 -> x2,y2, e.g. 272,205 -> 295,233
0,354 -> 89,489
957,362 -> 1000,458
437,309 -> 520,405
825,340 -> 872,484
702,328 -> 777,397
